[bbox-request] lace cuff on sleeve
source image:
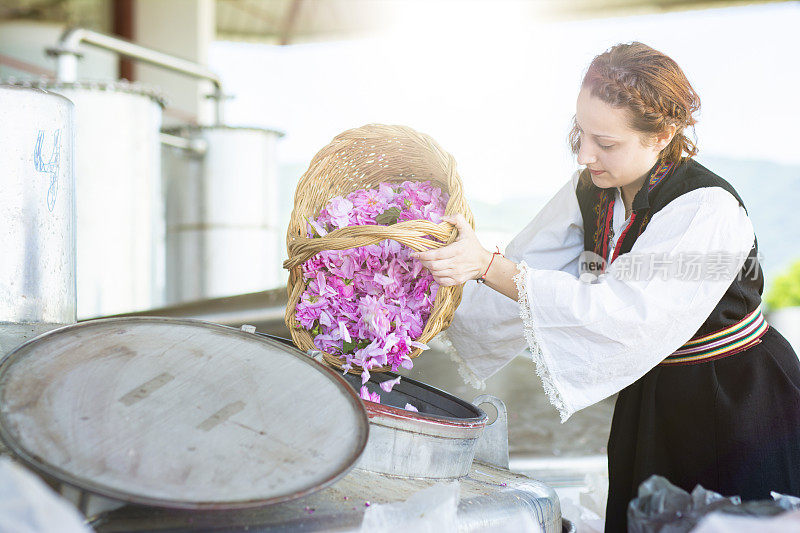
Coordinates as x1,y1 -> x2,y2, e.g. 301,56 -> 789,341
515,261 -> 570,422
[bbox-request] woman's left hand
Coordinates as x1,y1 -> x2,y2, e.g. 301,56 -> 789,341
412,214 -> 492,286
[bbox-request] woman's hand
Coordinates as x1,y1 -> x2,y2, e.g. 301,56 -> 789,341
412,214 -> 492,286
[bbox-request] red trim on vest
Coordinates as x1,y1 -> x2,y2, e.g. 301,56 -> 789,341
602,197 -> 615,260
611,212 -> 637,263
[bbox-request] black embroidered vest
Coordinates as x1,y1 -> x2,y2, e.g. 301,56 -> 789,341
575,158 -> 763,339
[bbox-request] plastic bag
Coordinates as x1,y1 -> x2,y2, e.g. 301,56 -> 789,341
560,472 -> 607,533
0,458 -> 91,533
561,496 -> 604,533
691,509 -> 800,533
359,481 -> 460,533
628,475 -> 800,533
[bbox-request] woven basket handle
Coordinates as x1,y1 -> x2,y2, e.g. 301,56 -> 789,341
283,220 -> 455,271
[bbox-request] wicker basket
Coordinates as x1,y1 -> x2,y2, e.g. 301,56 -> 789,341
283,124 -> 474,373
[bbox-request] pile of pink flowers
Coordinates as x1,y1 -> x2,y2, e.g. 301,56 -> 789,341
294,180 -> 448,405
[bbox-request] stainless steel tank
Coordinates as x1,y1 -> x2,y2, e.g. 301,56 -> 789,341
341,371 -> 491,478
0,85 -> 76,357
162,126 -> 283,304
86,461 -> 564,532
4,79 -> 167,320
0,321 -> 563,532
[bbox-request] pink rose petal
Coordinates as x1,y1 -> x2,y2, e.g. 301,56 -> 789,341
380,376 -> 401,393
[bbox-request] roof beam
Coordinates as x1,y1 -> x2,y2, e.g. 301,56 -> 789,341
279,0 -> 303,46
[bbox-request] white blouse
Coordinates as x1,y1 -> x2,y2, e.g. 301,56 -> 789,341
444,170 -> 756,422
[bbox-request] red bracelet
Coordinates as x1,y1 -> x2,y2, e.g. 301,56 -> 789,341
477,246 -> 503,284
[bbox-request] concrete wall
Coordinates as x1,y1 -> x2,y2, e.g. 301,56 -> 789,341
0,20 -> 118,80
134,0 -> 215,126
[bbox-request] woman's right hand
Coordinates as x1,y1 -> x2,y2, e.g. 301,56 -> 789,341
412,214 -> 492,286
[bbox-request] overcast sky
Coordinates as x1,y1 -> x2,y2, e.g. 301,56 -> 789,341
210,2 -> 800,203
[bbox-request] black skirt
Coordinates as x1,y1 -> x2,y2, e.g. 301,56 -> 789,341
605,325 -> 800,532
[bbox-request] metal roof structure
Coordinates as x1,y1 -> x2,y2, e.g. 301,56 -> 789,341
0,0 -> 790,45
215,0 -> 789,44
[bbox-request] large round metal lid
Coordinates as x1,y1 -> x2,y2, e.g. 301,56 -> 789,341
0,317 -> 368,510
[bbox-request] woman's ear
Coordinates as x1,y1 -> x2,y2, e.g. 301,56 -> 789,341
654,124 -> 678,151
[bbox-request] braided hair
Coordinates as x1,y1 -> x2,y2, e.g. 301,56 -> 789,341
568,42 -> 701,165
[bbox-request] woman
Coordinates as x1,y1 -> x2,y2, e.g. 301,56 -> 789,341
413,42 -> 800,531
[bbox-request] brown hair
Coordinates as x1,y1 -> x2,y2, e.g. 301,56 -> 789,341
569,41 -> 701,165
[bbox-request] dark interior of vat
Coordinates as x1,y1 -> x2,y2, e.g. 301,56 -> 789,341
254,331 -> 484,422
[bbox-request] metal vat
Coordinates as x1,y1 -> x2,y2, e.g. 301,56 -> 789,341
58,81 -> 166,320
0,85 -> 76,356
162,126 -> 284,304
0,323 -> 564,531
87,461 -> 563,532
261,332 -> 501,479
343,372 -> 489,478
75,363 -> 564,530
4,79 -> 167,320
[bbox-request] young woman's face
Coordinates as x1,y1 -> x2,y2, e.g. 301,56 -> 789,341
575,87 -> 665,191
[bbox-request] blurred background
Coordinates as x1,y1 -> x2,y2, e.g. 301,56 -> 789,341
2,0 -> 799,525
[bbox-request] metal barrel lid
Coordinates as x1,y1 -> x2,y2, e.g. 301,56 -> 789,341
0,317 -> 368,510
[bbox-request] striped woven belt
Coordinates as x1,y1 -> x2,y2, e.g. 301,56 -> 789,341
659,306 -> 769,366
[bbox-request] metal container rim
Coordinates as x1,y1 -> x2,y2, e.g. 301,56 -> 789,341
162,125 -> 285,137
1,79 -> 168,108
253,333 -> 489,427
362,373 -> 488,428
0,84 -> 76,108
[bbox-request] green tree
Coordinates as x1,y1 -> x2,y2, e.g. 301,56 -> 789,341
766,259 -> 800,310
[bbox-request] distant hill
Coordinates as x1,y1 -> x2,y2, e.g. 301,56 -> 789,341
471,156 -> 800,288
697,155 -> 800,285
468,195 -> 549,233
